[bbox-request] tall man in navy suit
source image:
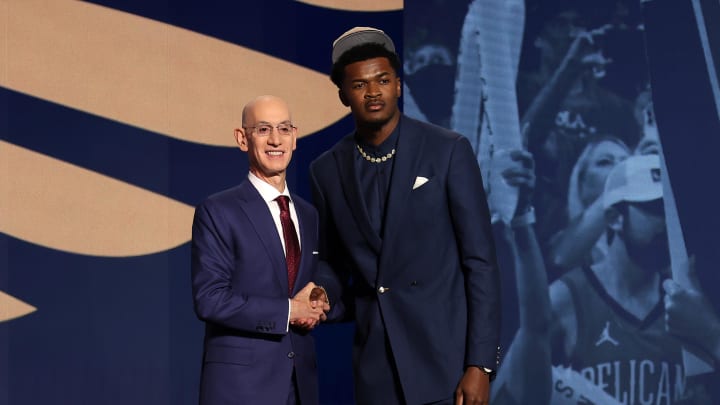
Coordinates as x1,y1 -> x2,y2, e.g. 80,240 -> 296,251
310,28 -> 502,405
192,95 -> 329,405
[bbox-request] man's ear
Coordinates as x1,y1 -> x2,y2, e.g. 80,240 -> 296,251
235,128 -> 248,152
338,89 -> 350,107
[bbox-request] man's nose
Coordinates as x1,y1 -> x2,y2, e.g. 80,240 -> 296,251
267,129 -> 282,144
365,82 -> 381,97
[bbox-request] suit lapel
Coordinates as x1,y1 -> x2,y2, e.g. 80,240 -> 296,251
333,136 -> 382,253
237,181 -> 289,295
292,198 -> 311,296
383,117 -> 424,248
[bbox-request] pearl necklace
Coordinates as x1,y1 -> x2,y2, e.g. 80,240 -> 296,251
356,144 -> 396,163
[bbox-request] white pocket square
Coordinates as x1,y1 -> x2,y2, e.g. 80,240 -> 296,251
413,176 -> 429,190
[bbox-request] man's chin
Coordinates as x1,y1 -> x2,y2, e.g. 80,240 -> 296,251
255,167 -> 287,179
357,115 -> 392,130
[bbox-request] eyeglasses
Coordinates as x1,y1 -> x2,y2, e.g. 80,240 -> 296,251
243,123 -> 296,136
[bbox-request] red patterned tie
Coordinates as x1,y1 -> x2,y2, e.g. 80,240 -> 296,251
275,196 -> 300,295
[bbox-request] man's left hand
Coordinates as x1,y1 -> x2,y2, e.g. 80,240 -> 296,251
455,366 -> 490,405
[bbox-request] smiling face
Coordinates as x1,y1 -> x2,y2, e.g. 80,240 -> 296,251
339,57 -> 401,136
235,96 -> 297,190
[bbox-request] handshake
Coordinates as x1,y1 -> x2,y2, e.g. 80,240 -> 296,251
289,282 -> 331,330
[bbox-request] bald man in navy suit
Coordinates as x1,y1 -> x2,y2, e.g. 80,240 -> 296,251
192,95 -> 329,405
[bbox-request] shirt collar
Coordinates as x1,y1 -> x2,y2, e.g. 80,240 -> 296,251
247,172 -> 291,203
355,120 -> 400,156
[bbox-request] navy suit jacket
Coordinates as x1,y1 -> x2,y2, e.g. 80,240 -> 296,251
310,115 -> 501,405
191,180 -> 320,405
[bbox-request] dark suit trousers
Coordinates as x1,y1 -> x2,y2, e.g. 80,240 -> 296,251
287,371 -> 301,405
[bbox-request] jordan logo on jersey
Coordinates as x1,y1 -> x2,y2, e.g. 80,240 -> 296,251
596,321 -> 619,347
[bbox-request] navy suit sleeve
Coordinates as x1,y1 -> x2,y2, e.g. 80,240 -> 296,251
447,136 -> 501,369
309,162 -> 348,322
191,200 -> 290,335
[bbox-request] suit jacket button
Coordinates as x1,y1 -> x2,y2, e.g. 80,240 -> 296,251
378,286 -> 389,294
287,351 -> 295,358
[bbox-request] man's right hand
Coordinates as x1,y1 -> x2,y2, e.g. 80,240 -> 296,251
310,286 -> 330,307
290,282 -> 330,330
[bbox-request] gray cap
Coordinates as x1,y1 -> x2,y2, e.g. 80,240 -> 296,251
603,154 -> 663,209
332,27 -> 395,63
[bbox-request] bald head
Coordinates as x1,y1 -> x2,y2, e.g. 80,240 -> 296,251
242,95 -> 292,127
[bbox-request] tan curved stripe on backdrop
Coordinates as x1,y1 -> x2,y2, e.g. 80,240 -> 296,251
0,141 -> 194,257
0,0 -> 347,147
0,291 -> 36,322
296,0 -> 403,11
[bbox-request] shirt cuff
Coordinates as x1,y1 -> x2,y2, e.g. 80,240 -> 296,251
286,298 -> 291,332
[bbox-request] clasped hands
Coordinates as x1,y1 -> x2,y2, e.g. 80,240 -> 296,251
289,282 -> 330,330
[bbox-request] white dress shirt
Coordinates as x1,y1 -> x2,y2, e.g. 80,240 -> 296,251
247,172 -> 301,252
247,172 -> 300,331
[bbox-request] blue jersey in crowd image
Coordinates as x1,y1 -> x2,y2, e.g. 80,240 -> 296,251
403,0 -> 720,404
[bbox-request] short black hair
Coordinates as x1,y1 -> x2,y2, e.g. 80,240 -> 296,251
330,43 -> 402,88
